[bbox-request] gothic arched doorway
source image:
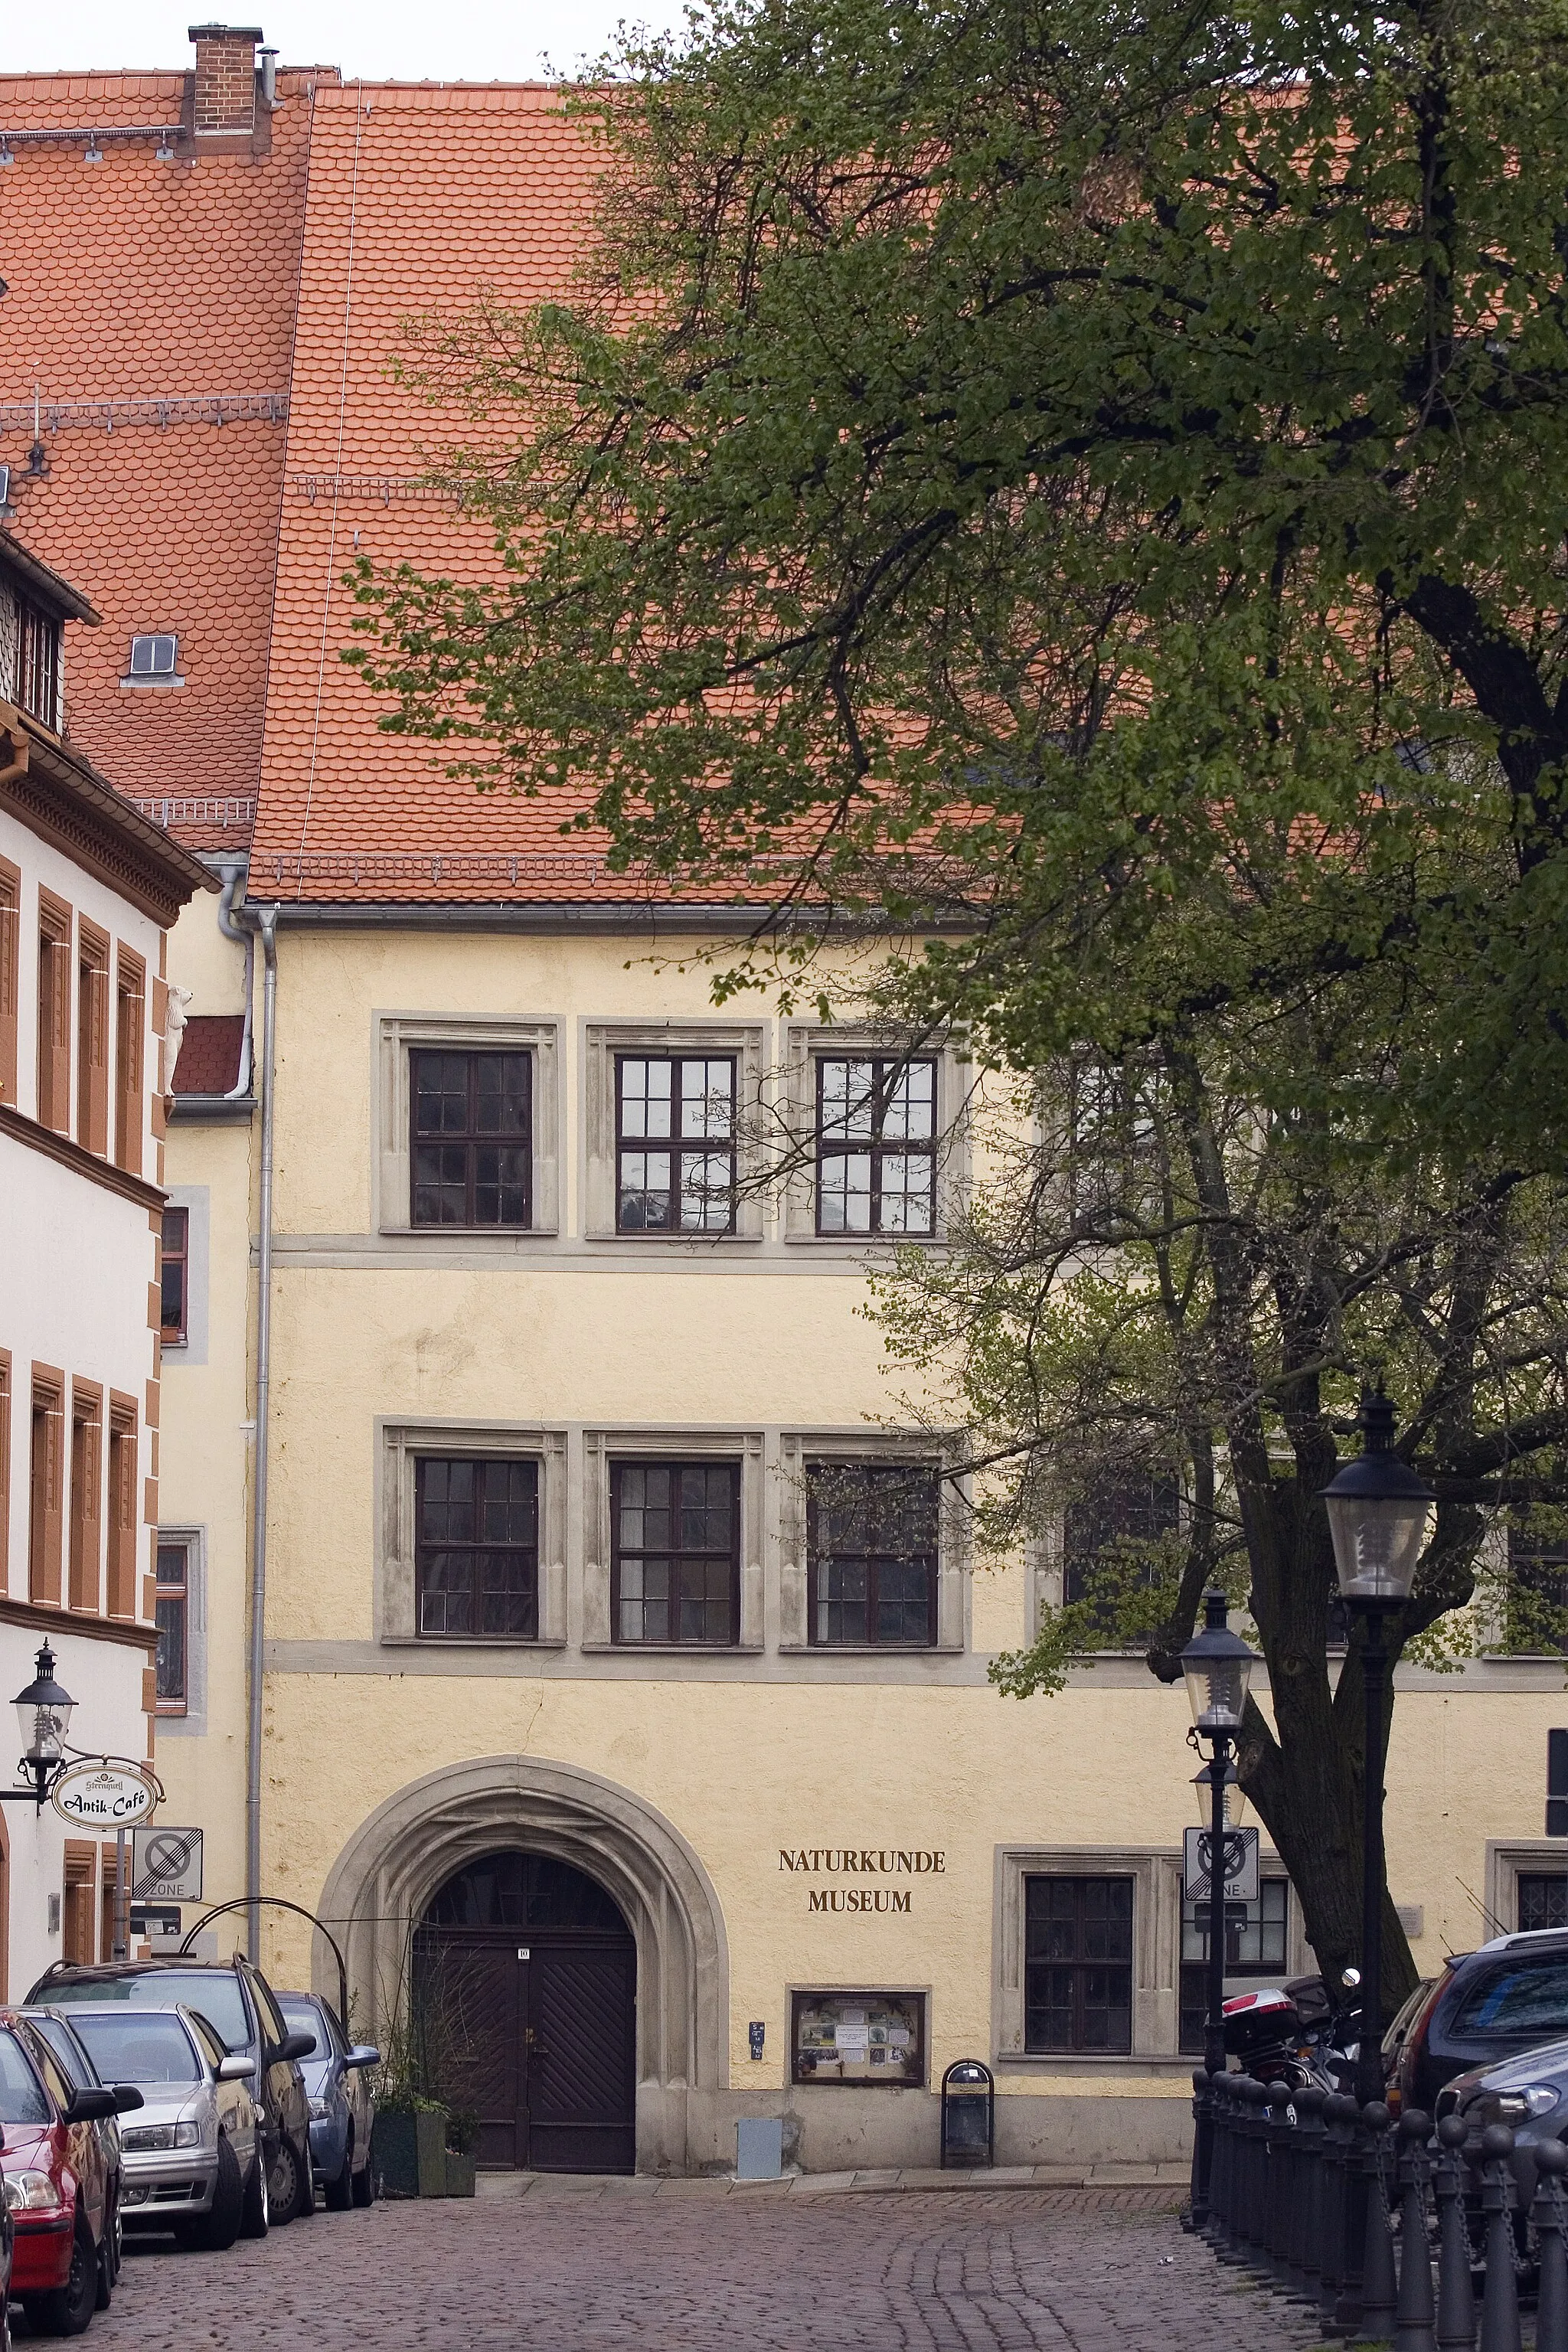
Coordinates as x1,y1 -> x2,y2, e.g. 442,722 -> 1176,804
414,1851 -> 636,2174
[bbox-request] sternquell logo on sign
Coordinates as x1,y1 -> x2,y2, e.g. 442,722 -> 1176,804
51,1762 -> 157,1829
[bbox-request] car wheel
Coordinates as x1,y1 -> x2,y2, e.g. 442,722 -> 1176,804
190,2135 -> 244,2252
351,2153 -> 376,2208
239,2142 -> 270,2240
30,2215 -> 98,2337
268,2132 -> 304,2225
325,2127 -> 354,2212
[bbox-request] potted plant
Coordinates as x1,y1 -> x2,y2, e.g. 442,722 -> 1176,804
443,2108 -> 479,2199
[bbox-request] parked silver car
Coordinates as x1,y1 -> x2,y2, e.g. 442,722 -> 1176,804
275,1994 -> 379,2210
64,2004 -> 264,2251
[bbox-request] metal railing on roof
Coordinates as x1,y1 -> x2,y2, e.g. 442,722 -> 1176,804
286,472 -> 462,505
0,394 -> 288,434
0,126 -> 184,152
129,796 -> 256,829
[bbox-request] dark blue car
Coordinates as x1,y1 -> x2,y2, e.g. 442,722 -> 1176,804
275,1994 -> 379,2210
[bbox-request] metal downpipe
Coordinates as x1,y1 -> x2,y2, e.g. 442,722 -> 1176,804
214,858 -> 255,1099
246,906 -> 279,1965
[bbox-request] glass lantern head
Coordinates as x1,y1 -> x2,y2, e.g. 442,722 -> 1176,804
1181,1590 -> 1258,1735
1191,1759 -> 1241,1828
14,1644 -> 74,1766
1318,1390 -> 1436,1603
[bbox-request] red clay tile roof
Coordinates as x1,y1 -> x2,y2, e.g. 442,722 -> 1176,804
2,69 -> 756,903
172,1012 -> 247,1094
0,67 -> 321,832
247,80 -> 634,903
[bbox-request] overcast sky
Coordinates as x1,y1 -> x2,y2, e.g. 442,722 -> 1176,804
2,0 -> 691,81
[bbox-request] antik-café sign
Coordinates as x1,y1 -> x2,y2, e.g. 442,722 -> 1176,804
779,1847 -> 946,1914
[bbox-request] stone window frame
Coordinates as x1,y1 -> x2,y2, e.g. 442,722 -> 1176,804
377,1419 -> 568,1648
991,1842 -> 1309,2070
161,1185 -> 210,1365
581,1426 -> 765,1651
780,1024 -> 972,1246
152,1524 -> 208,1736
581,1021 -> 768,1243
1485,1838 -> 1568,1937
374,1014 -> 561,1241
776,1429 -> 968,1655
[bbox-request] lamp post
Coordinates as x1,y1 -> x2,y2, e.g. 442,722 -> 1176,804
1318,1389 -> 1436,2102
1181,1589 -> 1259,2222
7,1645 -> 75,1807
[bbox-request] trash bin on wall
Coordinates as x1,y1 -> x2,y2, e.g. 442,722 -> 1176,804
940,2060 -> 995,2168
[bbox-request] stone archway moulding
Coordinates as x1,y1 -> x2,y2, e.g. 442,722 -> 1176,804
314,1754 -> 730,2171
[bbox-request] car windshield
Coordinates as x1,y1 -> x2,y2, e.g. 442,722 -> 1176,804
0,2030 -> 51,2125
277,1998 -> 324,2052
67,2013 -> 200,2086
1449,1958 -> 1568,2039
47,1971 -> 251,2053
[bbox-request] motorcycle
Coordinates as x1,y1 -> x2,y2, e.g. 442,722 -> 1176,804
1220,1967 -> 1363,2091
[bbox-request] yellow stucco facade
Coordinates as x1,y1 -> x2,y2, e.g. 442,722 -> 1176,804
152,903 -> 1568,2174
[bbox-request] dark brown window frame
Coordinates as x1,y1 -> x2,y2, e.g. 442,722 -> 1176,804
160,1206 -> 189,1346
1023,1873 -> 1135,2055
17,601 -> 61,732
105,1395 -> 139,1622
409,1047 -> 531,1230
1178,1877 -> 1289,2054
815,1055 -> 938,1238
609,1459 -> 740,1646
805,1461 -> 939,1648
28,1364 -> 64,1608
413,1454 -> 541,1642
614,1054 -> 737,1234
155,1538 -> 189,1713
113,945 -> 145,1178
75,920 -> 109,1158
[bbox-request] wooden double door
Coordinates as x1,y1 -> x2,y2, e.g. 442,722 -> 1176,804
416,1923 -> 637,2174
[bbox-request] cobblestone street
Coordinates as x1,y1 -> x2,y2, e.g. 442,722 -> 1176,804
73,2185 -> 1328,2352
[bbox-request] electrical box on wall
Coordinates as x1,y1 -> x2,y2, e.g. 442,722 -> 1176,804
47,1894 -> 60,1936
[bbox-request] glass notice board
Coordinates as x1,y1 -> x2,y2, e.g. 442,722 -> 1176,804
791,1991 -> 926,2088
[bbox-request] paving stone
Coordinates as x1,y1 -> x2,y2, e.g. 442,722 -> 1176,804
75,2183 -> 1330,2351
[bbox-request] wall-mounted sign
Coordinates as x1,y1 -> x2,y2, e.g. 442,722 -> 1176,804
781,1848 -> 943,1912
51,1762 -> 157,1830
792,1991 -> 926,2089
132,1825 -> 203,1903
1183,1824 -> 1259,1904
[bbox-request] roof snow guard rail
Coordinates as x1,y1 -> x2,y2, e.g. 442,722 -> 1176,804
260,851 -> 623,888
0,394 -> 289,434
0,126 -> 184,152
287,472 -> 462,505
130,796 -> 256,828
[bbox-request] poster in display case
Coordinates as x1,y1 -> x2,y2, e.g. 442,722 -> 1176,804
791,1991 -> 926,2088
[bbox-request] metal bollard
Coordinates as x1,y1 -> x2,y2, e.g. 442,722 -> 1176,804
1188,2065 -> 1210,2231
1357,2101 -> 1400,2346
1235,2077 -> 1268,2271
1533,2138 -> 1568,2352
1478,2124 -> 1522,2352
1292,2084 -> 1328,2305
1323,2091 -> 1363,2334
1394,2111 -> 1437,2352
1205,2073 -> 1230,2250
1433,2115 -> 1477,2352
1215,2074 -> 1244,2261
1266,2082 -> 1295,2287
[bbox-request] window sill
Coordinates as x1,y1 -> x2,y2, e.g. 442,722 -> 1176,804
377,1223 -> 560,1243
777,1642 -> 961,1658
994,2051 -> 1195,2076
782,1230 -> 946,1250
379,1634 -> 568,1651
119,675 -> 187,691
579,1641 -> 765,1655
583,1228 -> 763,1246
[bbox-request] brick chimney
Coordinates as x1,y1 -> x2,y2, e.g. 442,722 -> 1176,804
188,24 -> 263,136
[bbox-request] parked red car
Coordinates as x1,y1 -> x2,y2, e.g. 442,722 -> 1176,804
0,2011 -> 124,2336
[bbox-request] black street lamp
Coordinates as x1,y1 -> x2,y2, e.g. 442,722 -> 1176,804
1318,1389 -> 1436,2101
6,1644 -> 76,1807
1181,1588 -> 1259,2222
